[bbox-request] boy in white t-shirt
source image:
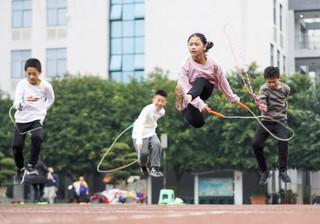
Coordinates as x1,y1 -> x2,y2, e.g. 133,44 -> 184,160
132,90 -> 167,177
11,58 -> 55,185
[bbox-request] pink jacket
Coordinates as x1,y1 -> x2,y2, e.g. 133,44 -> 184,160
177,56 -> 240,111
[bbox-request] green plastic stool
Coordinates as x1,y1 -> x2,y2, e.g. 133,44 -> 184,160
158,189 -> 175,204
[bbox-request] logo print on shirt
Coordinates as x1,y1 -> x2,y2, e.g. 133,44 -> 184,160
26,95 -> 39,102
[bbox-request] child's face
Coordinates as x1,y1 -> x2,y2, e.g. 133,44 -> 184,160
266,77 -> 281,89
188,36 -> 206,57
152,95 -> 167,110
25,67 -> 41,85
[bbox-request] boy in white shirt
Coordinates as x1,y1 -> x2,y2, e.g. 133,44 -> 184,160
132,90 -> 167,177
11,58 -> 55,185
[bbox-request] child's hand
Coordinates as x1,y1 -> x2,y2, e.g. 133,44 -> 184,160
201,106 -> 212,113
258,104 -> 267,112
16,102 -> 23,111
136,142 -> 142,150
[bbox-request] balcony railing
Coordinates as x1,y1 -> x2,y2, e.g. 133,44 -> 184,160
295,34 -> 320,49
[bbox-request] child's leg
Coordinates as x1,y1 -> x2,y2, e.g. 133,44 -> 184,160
29,121 -> 43,166
187,77 -> 214,101
149,135 -> 162,168
149,135 -> 162,167
252,122 -> 271,172
12,124 -> 28,169
133,138 -> 150,167
182,105 -> 205,128
181,77 -> 214,128
275,122 -> 289,171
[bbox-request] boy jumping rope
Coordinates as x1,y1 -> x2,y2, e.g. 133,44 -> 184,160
252,66 -> 291,186
132,90 -> 167,177
11,58 -> 55,185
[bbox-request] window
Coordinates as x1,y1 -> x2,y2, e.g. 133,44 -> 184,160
11,50 -> 31,79
47,0 -> 67,26
12,0 -> 32,28
270,44 -> 274,66
109,0 -> 145,83
46,48 -> 67,77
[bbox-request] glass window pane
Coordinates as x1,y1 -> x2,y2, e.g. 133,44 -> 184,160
58,59 -> 67,76
58,48 -> 66,57
46,60 -> 56,76
48,0 -> 57,8
123,38 -> 134,54
111,38 -> 122,54
111,0 -> 122,4
23,11 -> 32,27
12,12 -> 22,28
111,21 -> 122,37
110,55 -> 122,71
134,3 -> 144,18
11,50 -> 31,79
122,71 -> 134,83
123,21 -> 134,37
135,37 -> 144,53
110,71 -> 122,82
135,20 -> 144,36
46,48 -> 67,77
23,0 -> 32,9
12,1 -> 21,10
58,0 -> 67,7
123,4 -> 134,20
123,0 -> 134,3
58,9 -> 67,25
47,9 -> 56,26
134,54 -> 144,69
135,71 -> 144,81
110,5 -> 122,20
122,55 -> 134,71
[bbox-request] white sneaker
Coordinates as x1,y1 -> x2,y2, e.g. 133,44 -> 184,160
149,167 -> 163,177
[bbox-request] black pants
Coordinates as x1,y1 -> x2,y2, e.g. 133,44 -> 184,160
11,120 -> 43,169
182,77 -> 214,128
252,120 -> 288,172
32,183 -> 45,202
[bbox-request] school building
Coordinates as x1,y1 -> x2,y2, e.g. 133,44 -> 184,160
0,0 -> 320,204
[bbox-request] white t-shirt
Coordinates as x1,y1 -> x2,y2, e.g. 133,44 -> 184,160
132,103 -> 165,145
13,78 -> 55,123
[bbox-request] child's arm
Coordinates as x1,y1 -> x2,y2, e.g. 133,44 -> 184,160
13,82 -> 24,110
134,107 -> 149,149
215,64 -> 240,104
44,84 -> 55,111
258,87 -> 268,112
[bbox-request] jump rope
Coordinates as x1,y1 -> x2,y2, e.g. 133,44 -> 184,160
9,104 -> 43,135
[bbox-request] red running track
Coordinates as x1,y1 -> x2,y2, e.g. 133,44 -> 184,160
0,204 -> 319,224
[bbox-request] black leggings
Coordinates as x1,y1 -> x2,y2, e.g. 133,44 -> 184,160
11,120 -> 43,169
182,77 -> 214,128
